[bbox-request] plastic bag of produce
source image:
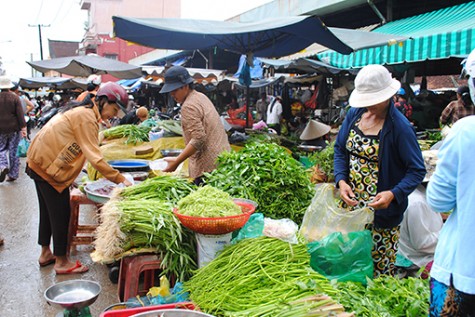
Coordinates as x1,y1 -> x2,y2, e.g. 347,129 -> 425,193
308,230 -> 373,284
17,138 -> 30,157
299,183 -> 374,242
263,217 -> 299,244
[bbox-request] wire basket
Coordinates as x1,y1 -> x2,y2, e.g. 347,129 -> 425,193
173,200 -> 256,235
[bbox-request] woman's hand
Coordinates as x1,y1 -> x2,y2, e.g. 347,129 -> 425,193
162,157 -> 179,173
122,179 -> 133,187
338,180 -> 358,207
368,190 -> 394,209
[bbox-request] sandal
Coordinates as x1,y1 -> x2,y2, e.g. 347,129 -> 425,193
55,260 -> 89,275
39,257 -> 56,267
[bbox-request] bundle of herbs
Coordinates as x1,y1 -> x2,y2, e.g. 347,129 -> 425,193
184,237 -> 350,317
307,141 -> 335,183
333,276 -> 430,317
204,142 -> 314,223
103,124 -> 151,144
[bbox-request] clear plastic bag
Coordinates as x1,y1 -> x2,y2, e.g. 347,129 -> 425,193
263,218 -> 299,244
299,183 -> 374,242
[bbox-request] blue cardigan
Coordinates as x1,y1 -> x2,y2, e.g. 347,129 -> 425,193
334,103 -> 426,228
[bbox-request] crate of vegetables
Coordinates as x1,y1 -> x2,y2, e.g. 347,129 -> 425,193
173,186 -> 256,235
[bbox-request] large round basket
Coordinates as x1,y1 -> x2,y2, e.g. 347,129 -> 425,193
173,200 -> 256,235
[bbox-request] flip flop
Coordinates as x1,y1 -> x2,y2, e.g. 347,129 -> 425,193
39,257 -> 56,267
55,260 -> 89,275
0,168 -> 9,182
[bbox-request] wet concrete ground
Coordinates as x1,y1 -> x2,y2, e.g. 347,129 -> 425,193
0,157 -> 120,317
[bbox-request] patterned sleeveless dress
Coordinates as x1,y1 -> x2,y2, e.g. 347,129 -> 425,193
342,117 -> 400,277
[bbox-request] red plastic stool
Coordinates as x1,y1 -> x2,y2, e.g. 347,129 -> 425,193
68,188 -> 100,254
118,254 -> 163,302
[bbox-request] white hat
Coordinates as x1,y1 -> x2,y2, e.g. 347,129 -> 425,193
87,74 -> 102,85
349,64 -> 400,108
300,120 -> 331,140
0,76 -> 14,89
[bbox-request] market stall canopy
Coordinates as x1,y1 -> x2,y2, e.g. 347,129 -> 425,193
258,57 -> 358,75
142,66 -> 226,81
317,1 -> 475,74
112,15 -> 408,57
27,54 -> 143,79
19,76 -> 87,90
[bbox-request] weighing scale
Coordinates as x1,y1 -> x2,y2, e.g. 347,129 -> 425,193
44,279 -> 101,317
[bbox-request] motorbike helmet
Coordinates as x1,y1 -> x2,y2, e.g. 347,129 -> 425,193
53,94 -> 62,103
463,48 -> 475,105
96,82 -> 128,113
397,87 -> 406,95
86,74 -> 102,92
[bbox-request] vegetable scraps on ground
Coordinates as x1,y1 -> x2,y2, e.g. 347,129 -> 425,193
204,142 -> 314,224
184,236 -> 351,317
177,185 -> 241,217
93,175 -> 197,281
102,124 -> 151,144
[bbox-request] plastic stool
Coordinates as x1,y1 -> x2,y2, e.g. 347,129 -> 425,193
68,188 -> 99,254
118,254 -> 163,302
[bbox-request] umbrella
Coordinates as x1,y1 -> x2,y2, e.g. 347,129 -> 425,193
27,54 -> 143,79
19,77 -> 87,90
113,15 -> 408,126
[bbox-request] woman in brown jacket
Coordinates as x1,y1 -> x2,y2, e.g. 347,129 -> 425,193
27,82 -> 132,274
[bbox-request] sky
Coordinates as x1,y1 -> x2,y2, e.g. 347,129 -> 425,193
0,0 -> 272,79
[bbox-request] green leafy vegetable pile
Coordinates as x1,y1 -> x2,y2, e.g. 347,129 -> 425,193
333,276 -> 430,317
120,175 -> 196,202
103,124 -> 151,144
177,185 -> 241,217
184,237 -> 348,317
204,142 -> 314,223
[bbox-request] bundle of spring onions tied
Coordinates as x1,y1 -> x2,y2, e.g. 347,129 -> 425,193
102,124 -> 151,144
177,185 -> 241,217
93,175 -> 197,281
184,237 -> 351,317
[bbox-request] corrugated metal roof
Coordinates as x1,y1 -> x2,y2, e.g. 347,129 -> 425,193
317,2 -> 475,69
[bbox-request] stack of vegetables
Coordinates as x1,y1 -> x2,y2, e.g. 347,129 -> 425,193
93,175 -> 197,281
102,124 -> 151,144
204,142 -> 314,223
184,236 -> 352,317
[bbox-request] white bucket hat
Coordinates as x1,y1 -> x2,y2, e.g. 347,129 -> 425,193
300,120 -> 331,140
349,64 -> 401,108
0,76 -> 14,89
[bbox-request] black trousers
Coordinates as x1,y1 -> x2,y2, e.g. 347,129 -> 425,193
34,179 -> 71,256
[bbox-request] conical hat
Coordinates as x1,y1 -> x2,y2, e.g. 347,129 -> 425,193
300,120 -> 331,140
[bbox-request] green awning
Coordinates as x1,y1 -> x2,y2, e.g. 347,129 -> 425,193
317,2 -> 475,69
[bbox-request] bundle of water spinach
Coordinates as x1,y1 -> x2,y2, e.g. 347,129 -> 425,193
184,236 -> 351,317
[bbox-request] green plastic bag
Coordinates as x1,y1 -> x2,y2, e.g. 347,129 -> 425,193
231,213 -> 264,244
17,138 -> 30,157
307,230 -> 373,285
